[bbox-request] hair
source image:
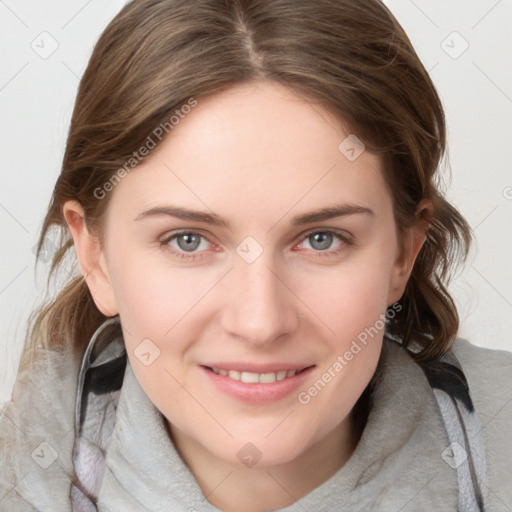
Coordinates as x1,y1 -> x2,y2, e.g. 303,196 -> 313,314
22,0 -> 471,373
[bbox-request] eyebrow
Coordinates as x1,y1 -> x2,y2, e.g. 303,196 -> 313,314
134,203 -> 374,228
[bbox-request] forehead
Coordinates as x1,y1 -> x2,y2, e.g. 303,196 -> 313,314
107,81 -> 392,227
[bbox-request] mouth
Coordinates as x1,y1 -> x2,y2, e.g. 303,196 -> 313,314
200,364 -> 316,403
203,366 -> 313,384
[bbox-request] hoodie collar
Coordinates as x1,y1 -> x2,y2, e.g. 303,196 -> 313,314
90,326 -> 458,511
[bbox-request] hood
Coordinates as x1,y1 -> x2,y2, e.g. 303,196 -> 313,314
2,316 -> 500,511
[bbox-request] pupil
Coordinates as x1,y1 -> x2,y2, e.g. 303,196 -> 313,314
178,233 -> 200,252
311,232 -> 332,250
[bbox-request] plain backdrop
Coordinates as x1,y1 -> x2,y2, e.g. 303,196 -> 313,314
1,0 -> 511,404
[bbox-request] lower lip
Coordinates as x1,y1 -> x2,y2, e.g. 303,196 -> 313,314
200,365 -> 315,404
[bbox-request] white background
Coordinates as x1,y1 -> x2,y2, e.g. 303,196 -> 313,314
1,0 -> 511,404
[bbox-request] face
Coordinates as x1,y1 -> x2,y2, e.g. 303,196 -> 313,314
68,81 -> 422,469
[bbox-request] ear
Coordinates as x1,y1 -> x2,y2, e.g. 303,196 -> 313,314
387,199 -> 432,305
62,200 -> 119,317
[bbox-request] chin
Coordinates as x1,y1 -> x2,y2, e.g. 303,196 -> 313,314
209,429 -> 314,469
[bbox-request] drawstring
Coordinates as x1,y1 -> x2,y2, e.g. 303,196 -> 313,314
71,316 -> 127,510
74,316 -> 124,438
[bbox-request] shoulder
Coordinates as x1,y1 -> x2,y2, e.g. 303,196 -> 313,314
449,337 -> 512,403
449,338 -> 512,508
0,344 -> 79,510
448,337 -> 512,434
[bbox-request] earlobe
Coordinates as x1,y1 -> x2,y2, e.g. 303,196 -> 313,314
62,200 -> 119,317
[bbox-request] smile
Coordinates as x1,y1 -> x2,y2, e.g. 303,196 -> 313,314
209,368 -> 300,383
201,364 -> 315,403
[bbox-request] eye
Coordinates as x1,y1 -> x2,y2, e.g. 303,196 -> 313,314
160,229 -> 352,261
160,231 -> 213,260
295,230 -> 352,258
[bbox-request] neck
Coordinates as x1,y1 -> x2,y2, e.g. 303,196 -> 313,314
167,409 -> 362,512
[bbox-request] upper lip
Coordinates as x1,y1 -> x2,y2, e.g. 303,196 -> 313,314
201,363 -> 315,373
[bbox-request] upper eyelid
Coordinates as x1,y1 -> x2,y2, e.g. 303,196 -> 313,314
162,228 -> 350,249
161,228 -> 215,245
296,227 -> 349,240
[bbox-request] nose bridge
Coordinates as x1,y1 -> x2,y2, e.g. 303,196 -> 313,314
220,248 -> 298,346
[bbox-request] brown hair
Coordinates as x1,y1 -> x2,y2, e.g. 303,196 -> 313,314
24,0 -> 471,371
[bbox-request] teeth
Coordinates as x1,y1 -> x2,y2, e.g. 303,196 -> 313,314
240,371 -> 259,383
228,370 -> 241,380
212,367 -> 299,383
259,372 -> 277,383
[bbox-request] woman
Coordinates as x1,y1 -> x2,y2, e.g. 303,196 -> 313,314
1,0 -> 510,511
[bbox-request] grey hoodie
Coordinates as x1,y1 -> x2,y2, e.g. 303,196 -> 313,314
1,317 -> 511,511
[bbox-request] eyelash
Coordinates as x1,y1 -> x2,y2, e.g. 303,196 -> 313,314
159,229 -> 353,261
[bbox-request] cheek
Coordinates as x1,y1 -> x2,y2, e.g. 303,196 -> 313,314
107,251 -> 222,388
108,247 -> 199,331
294,251 -> 395,340
294,262 -> 390,438
108,256 -> 202,419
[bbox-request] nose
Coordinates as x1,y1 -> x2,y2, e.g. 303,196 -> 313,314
219,253 -> 300,349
